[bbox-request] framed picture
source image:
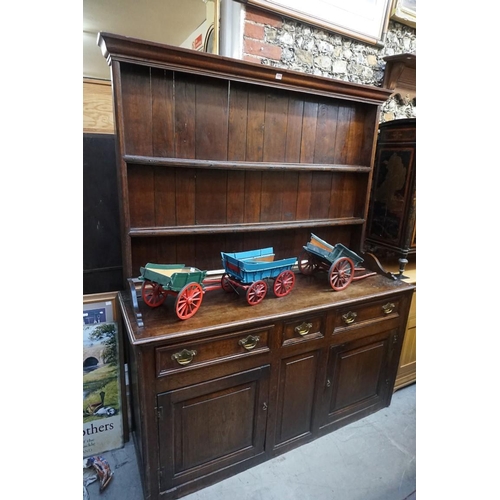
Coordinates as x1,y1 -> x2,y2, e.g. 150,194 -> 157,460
83,292 -> 127,457
244,0 -> 392,46
390,0 -> 416,28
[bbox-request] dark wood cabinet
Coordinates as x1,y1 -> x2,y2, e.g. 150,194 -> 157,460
98,32 -> 415,500
118,275 -> 413,500
365,118 -> 416,275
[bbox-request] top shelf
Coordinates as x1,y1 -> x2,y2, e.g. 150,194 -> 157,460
123,155 -> 372,173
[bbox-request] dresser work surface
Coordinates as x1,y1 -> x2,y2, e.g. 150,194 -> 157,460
122,272 -> 413,343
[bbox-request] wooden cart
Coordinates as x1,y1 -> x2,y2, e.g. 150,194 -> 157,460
221,247 -> 296,305
298,234 -> 376,291
139,263 -> 220,320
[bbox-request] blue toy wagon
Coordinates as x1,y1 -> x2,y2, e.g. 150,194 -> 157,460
221,247 -> 296,305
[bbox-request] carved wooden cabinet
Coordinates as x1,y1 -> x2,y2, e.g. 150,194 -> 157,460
119,275 -> 413,499
365,118 -> 416,275
98,32 -> 414,500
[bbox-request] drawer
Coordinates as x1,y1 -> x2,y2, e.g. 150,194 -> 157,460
281,314 -> 324,347
380,127 -> 416,143
156,325 -> 273,377
333,298 -> 401,332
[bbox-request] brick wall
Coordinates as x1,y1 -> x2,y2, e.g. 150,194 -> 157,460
243,6 -> 283,64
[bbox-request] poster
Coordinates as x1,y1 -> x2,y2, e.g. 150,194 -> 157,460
83,297 -> 124,457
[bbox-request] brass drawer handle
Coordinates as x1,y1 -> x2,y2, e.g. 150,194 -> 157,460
382,302 -> 395,315
342,311 -> 357,324
239,335 -> 260,351
295,322 -> 312,336
171,348 -> 197,365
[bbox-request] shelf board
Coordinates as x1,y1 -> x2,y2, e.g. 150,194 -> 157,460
129,218 -> 365,237
124,155 -> 372,173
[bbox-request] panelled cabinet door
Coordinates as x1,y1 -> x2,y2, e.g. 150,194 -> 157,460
157,365 -> 270,494
273,349 -> 322,452
320,330 -> 395,430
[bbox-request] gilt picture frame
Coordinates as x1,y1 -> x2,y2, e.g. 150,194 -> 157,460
244,0 -> 392,46
390,0 -> 416,28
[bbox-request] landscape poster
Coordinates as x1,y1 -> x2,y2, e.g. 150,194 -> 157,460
83,299 -> 123,457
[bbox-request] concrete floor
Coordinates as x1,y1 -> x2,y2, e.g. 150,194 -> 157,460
83,383 -> 416,500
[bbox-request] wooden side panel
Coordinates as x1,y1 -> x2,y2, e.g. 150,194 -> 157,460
196,168 -> 228,225
333,105 -> 353,165
299,100 -> 318,163
261,90 -> 287,222
195,76 -> 229,160
314,100 -> 338,163
281,96 -> 303,221
309,172 -> 333,220
227,83 -> 248,224
262,89 -> 288,162
244,87 -> 265,223
345,105 -> 367,166
128,165 -> 155,228
151,68 -> 175,158
284,97 -> 304,163
174,73 -> 197,159
228,83 -> 249,161
395,290 -> 416,389
175,170 -> 196,226
154,168 -> 177,227
120,64 -> 153,156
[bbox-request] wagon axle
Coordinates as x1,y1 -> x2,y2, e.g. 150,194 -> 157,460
221,269 -> 295,306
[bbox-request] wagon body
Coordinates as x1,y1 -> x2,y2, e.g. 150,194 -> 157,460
221,247 -> 296,305
138,263 -> 209,320
140,263 -> 207,291
221,247 -> 296,284
304,233 -> 364,267
299,234 -> 375,291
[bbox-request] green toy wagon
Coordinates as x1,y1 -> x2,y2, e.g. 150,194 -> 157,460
139,263 -> 219,320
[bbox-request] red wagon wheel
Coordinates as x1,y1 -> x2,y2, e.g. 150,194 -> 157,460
221,274 -> 233,293
298,250 -> 318,275
246,280 -> 268,306
328,257 -> 354,291
141,281 -> 167,308
273,270 -> 295,297
175,282 -> 204,320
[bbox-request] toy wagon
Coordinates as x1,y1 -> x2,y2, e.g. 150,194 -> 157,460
298,233 -> 376,291
139,263 -> 219,320
220,247 -> 296,305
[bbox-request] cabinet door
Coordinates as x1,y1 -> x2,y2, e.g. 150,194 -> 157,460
320,329 -> 396,431
273,348 -> 322,453
157,365 -> 270,494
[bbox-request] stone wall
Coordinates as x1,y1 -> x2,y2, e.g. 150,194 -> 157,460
242,6 -> 416,122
